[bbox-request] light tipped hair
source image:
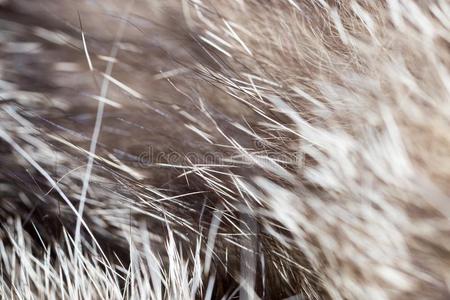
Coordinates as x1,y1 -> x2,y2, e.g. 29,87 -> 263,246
0,1 -> 449,299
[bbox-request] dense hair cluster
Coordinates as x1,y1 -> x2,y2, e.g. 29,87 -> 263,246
0,1 -> 449,299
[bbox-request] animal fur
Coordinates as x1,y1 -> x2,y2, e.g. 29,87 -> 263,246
0,0 -> 449,299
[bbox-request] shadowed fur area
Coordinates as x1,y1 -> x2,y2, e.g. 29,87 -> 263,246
0,1 -> 450,299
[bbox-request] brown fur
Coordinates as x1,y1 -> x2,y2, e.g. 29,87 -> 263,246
1,1 -> 450,299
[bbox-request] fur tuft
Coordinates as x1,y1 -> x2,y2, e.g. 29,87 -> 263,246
0,1 -> 449,299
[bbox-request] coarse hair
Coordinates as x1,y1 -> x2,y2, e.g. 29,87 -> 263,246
0,0 -> 449,299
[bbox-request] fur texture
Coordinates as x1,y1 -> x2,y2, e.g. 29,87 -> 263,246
0,1 -> 449,299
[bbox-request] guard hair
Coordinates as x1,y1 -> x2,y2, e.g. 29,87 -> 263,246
0,1 -> 449,299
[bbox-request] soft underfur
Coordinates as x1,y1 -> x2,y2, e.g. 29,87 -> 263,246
0,0 -> 449,299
